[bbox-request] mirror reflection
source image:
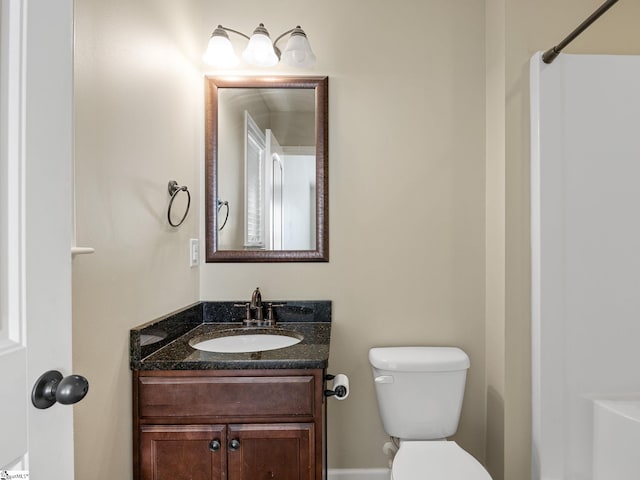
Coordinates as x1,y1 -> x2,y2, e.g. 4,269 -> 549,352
205,77 -> 328,262
218,87 -> 316,250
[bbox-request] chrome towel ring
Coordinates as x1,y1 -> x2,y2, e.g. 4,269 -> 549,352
217,199 -> 229,230
167,180 -> 190,227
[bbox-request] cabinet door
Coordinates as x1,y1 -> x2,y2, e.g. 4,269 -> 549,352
227,424 -> 314,480
140,424 -> 226,480
227,423 -> 315,480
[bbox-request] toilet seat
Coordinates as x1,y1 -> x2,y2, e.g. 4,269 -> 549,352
392,441 -> 492,480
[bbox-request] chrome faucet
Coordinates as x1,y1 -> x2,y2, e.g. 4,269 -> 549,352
234,287 -> 284,326
250,287 -> 263,321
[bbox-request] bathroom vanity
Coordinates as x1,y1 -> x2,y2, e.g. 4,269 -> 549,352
130,301 -> 331,480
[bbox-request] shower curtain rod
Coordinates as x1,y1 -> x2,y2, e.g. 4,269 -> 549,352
542,0 -> 620,64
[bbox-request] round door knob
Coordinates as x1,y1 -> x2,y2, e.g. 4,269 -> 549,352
31,370 -> 89,409
209,439 -> 221,452
229,439 -> 240,451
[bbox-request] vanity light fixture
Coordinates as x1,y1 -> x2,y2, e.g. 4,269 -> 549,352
202,23 -> 316,68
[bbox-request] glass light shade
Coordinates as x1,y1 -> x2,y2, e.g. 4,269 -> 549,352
242,25 -> 278,67
203,34 -> 240,68
282,31 -> 316,68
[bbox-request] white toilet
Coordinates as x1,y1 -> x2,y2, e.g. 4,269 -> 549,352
369,346 -> 492,479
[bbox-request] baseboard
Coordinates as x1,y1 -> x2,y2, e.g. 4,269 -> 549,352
327,468 -> 390,480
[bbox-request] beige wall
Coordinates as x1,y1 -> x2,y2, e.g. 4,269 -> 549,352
73,0 -> 486,476
72,0 -> 201,478
217,88 -> 256,249
197,0 -> 486,470
74,0 -> 640,479
485,0 -> 506,477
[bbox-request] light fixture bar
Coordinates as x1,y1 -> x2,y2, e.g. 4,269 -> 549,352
215,25 -> 250,41
273,28 -> 297,52
203,22 -> 316,68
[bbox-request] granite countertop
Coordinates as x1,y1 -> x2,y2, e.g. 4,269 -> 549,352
130,301 -> 331,371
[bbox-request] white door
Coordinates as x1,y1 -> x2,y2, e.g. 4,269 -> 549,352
0,0 -> 75,475
265,129 -> 284,250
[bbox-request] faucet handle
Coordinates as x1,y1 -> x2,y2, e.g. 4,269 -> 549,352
265,303 -> 286,322
233,303 -> 251,323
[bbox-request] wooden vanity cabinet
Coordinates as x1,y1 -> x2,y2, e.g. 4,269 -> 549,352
133,369 -> 325,480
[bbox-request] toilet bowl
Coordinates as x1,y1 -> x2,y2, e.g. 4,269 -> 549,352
369,346 -> 492,480
391,441 -> 491,479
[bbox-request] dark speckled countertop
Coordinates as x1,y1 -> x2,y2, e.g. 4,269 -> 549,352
130,301 -> 331,371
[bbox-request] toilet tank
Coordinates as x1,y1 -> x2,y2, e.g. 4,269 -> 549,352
369,347 -> 470,440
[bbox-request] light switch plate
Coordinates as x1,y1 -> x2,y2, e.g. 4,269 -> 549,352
189,238 -> 199,267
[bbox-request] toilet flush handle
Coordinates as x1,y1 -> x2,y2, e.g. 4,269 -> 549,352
374,375 -> 394,384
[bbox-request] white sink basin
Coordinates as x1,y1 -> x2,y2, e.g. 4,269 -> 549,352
190,330 -> 302,353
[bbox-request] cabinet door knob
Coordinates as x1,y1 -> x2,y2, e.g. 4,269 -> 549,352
209,439 -> 221,452
229,439 -> 241,451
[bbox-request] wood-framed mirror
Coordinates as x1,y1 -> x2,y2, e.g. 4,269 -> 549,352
205,76 -> 328,262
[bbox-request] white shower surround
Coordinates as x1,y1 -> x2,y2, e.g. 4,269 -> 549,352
531,52 -> 640,479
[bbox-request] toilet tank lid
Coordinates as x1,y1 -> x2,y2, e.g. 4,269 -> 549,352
369,347 -> 470,372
